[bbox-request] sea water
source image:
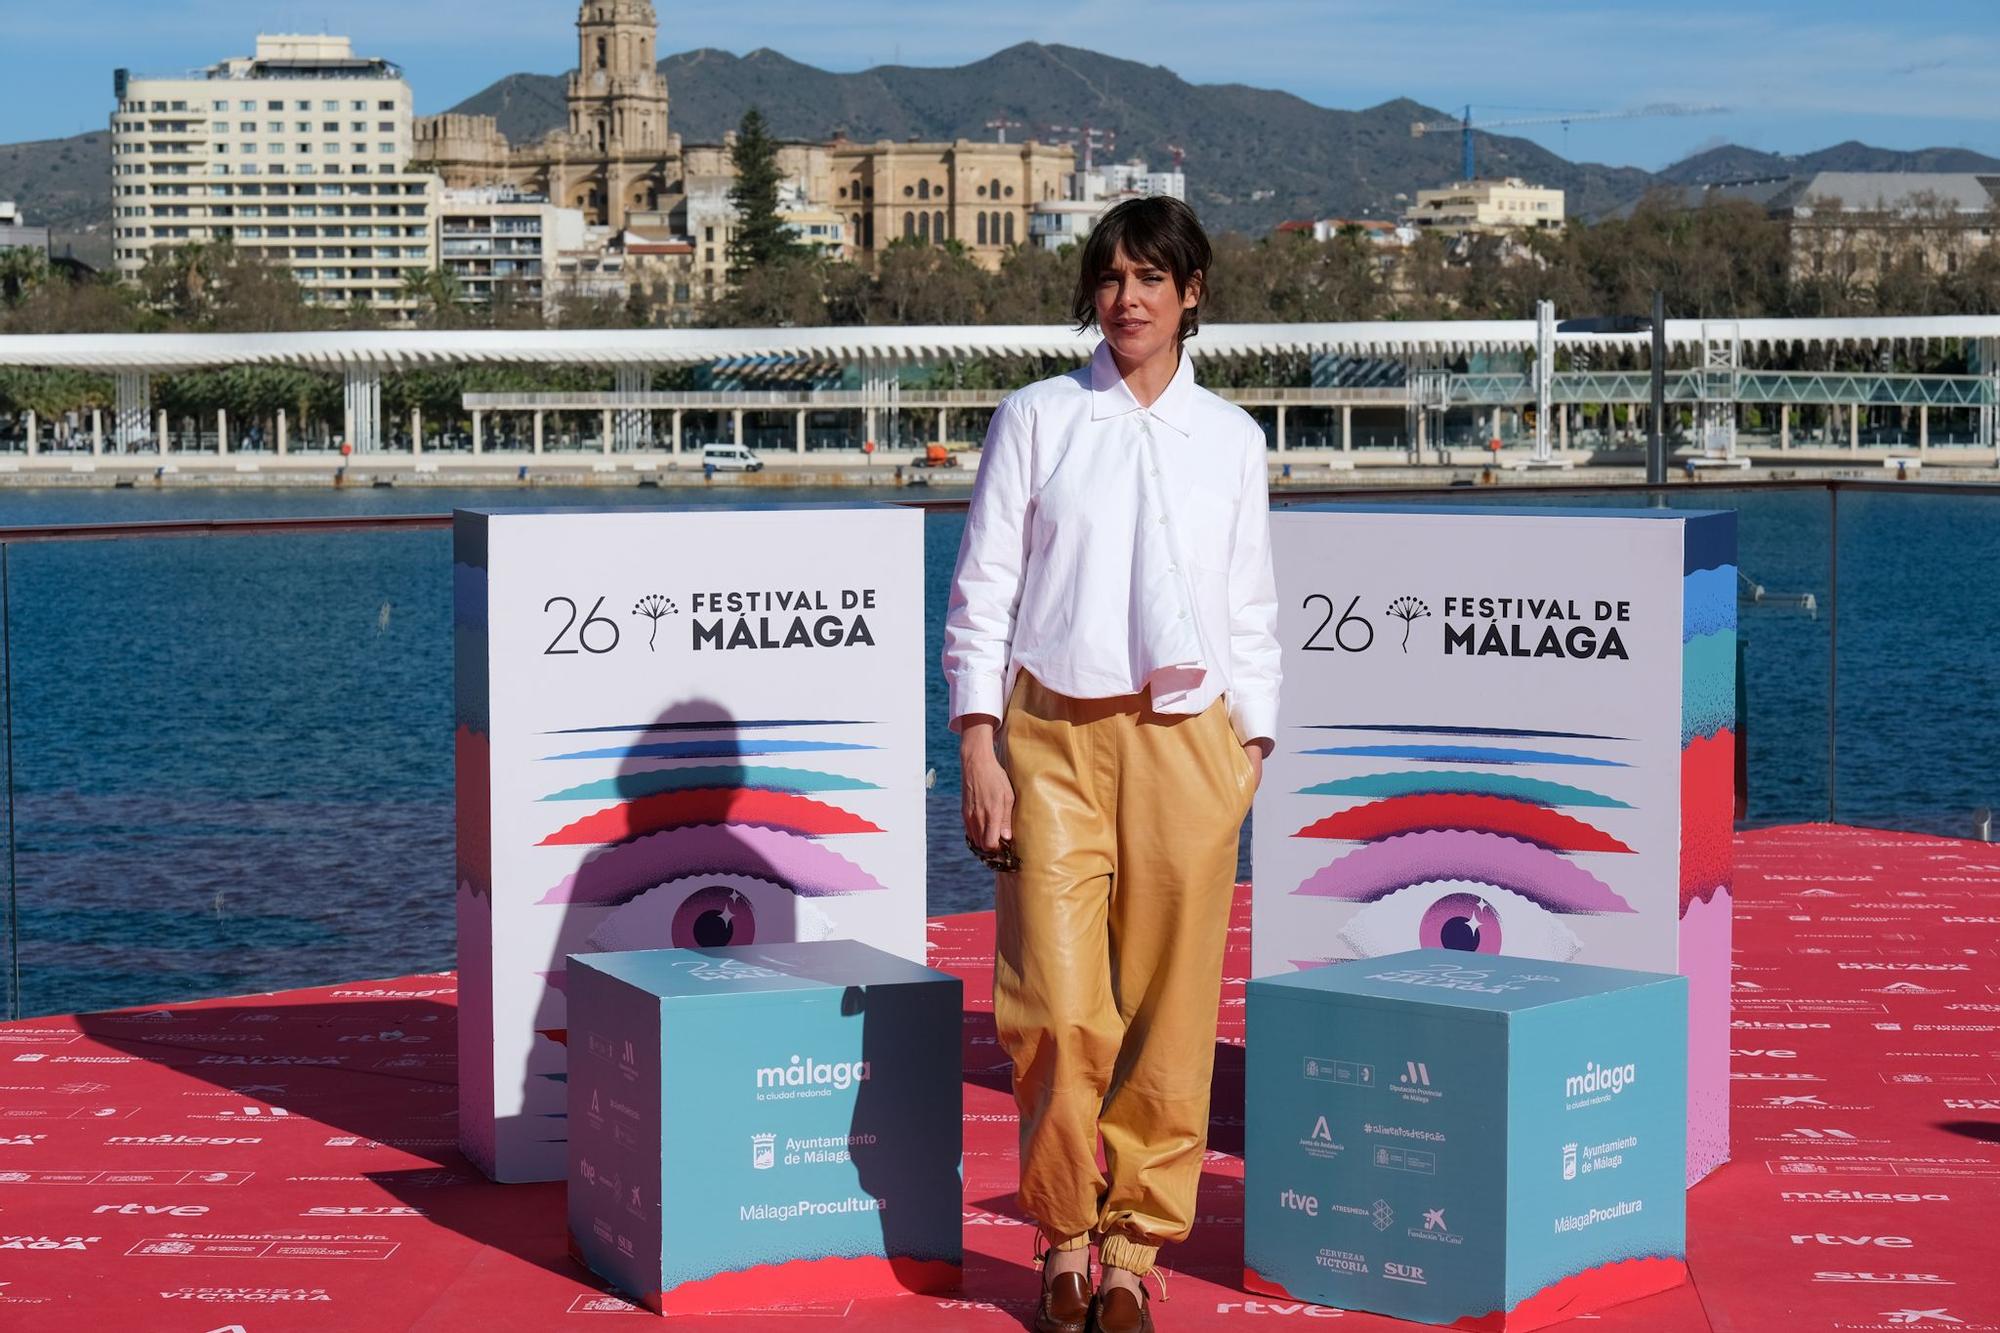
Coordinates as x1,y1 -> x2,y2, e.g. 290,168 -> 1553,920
0,484 -> 1992,1015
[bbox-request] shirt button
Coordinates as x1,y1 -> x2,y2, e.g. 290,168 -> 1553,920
1158,515 -> 1168,525
1168,563 -> 1179,574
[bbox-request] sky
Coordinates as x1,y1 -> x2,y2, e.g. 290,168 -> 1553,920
3,0 -> 1996,170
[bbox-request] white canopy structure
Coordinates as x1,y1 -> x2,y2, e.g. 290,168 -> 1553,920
5,316 -> 2000,373
1,315 -> 1995,455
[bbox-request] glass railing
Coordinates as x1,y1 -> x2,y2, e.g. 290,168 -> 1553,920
1,479 -> 1993,1021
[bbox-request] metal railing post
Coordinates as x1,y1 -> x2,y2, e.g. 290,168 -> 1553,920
1647,291 -> 1667,485
2,542 -> 16,1021
1826,485 -> 1839,823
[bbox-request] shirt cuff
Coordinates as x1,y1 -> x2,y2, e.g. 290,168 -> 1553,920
1229,691 -> 1278,749
948,673 -> 1006,732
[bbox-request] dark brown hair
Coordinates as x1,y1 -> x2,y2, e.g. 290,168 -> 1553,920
1071,195 -> 1212,343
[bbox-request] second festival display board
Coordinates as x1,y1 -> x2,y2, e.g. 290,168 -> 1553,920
455,505 -> 927,1183
1250,505 -> 1735,1183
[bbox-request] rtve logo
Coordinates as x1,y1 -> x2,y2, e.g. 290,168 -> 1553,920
1793,1233 -> 1914,1248
1278,1189 -> 1319,1217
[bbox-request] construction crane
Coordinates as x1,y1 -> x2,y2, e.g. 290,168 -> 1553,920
1044,123 -> 1117,172
1411,103 -> 1728,182
985,115 -> 1024,145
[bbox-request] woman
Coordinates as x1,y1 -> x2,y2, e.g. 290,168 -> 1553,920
942,196 -> 1280,1333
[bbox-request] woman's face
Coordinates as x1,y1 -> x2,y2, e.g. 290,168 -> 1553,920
1093,244 -> 1200,368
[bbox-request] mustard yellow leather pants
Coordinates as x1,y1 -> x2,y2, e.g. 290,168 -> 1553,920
993,670 -> 1253,1276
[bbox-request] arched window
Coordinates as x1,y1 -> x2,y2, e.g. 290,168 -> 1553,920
903,211 -> 915,239
977,213 -> 988,245
918,179 -> 930,201
934,210 -> 945,240
918,212 -> 931,242
1004,212 -> 1016,245
991,177 -> 1001,200
595,37 -> 607,69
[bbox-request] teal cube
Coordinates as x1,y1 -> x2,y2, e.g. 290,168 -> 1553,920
1245,949 -> 1687,1329
566,941 -> 962,1314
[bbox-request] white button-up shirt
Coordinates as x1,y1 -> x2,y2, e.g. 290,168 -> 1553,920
943,341 -> 1281,744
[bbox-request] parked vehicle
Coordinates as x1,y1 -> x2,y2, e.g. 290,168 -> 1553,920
909,443 -> 959,469
700,443 -> 764,472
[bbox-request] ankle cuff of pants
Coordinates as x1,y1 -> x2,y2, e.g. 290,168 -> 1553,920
1043,1229 -> 1091,1254
1098,1235 -> 1159,1275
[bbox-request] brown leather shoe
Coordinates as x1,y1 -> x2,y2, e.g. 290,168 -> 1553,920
1090,1283 -> 1154,1333
1035,1262 -> 1093,1333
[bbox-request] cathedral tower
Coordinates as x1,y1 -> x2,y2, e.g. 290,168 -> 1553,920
565,0 -> 670,224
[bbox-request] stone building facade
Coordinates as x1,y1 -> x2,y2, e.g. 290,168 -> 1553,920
413,0 -> 1071,272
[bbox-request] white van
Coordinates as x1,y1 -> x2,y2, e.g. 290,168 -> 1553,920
700,443 -> 764,472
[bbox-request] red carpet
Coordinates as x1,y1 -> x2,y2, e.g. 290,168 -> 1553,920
1,825 -> 1996,1331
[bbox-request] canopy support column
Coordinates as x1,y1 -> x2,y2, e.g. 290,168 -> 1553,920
114,371 -> 150,452
342,366 -> 382,453
613,366 -> 649,451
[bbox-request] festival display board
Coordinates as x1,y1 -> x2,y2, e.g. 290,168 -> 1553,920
1250,506 -> 1735,1183
566,941 -> 962,1314
1244,949 -> 1689,1329
455,506 -> 927,1183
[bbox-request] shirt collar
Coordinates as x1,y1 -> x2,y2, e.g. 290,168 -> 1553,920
1089,340 -> 1196,436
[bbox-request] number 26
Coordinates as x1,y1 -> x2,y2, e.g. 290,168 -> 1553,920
1302,594 -> 1372,652
543,596 -> 621,655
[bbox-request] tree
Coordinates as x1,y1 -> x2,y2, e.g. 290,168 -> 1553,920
867,239 -> 988,325
984,244 -> 1072,324
400,267 -> 474,329
718,253 -> 829,327
726,108 -> 804,281
136,240 -> 321,332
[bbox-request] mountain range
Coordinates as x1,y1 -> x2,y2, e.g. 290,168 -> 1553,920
5,41 -> 1997,270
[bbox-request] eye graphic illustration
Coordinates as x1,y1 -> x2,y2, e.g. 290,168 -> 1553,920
538,788 -> 882,846
1300,743 -> 1626,768
543,737 -> 873,762
541,764 -> 879,802
539,823 -> 886,906
1294,829 -> 1633,962
1295,793 -> 1633,855
581,871 -> 838,953
1299,770 -> 1632,809
1336,879 -> 1583,960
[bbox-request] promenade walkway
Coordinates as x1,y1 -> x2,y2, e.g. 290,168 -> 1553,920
0,824 -> 1993,1330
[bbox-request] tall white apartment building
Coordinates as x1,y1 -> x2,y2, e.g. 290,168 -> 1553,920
110,34 -> 438,313
1029,157 -> 1188,252
438,188 -> 588,316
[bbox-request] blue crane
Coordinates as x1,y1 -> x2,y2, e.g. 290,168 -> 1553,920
1411,103 -> 1728,182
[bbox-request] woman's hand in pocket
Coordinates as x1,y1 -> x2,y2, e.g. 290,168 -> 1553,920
1243,742 -> 1264,793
